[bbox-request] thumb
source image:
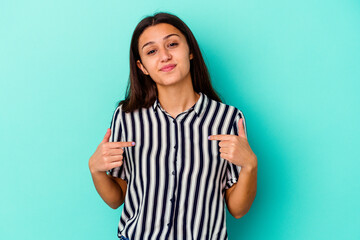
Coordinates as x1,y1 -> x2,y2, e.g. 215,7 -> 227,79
101,128 -> 111,143
238,118 -> 246,139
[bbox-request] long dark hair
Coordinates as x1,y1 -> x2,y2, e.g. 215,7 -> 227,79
119,12 -> 221,112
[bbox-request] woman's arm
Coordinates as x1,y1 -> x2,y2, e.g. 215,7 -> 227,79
90,171 -> 127,209
209,118 -> 257,218
89,128 -> 133,209
225,163 -> 257,218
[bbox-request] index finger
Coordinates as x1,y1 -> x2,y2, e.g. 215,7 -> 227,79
208,135 -> 234,141
108,141 -> 136,148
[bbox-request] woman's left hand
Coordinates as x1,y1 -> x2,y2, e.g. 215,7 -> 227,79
208,118 -> 257,171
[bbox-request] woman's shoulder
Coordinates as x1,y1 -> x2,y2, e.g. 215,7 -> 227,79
206,96 -> 244,116
113,102 -> 146,116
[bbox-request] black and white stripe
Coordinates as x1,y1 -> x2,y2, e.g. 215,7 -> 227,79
108,92 -> 247,240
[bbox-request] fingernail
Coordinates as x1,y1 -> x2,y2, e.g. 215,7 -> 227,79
208,136 -> 211,140
132,142 -> 136,146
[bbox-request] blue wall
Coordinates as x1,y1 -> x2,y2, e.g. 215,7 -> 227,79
1,0 -> 359,239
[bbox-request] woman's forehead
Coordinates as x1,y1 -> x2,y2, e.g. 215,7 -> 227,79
138,23 -> 184,47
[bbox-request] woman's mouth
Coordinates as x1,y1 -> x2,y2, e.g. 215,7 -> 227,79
160,64 -> 176,72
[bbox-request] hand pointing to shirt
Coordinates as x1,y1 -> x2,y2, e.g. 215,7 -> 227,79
208,118 -> 257,172
89,128 -> 135,174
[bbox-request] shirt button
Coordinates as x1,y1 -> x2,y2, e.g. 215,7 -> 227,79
167,223 -> 170,227
174,144 -> 177,149
172,171 -> 175,175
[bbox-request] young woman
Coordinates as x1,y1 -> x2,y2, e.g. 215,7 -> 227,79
89,12 -> 257,240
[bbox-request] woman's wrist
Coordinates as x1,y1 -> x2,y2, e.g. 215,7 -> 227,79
241,155 -> 258,174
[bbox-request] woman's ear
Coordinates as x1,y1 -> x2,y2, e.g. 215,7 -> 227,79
137,60 -> 149,75
190,53 -> 194,60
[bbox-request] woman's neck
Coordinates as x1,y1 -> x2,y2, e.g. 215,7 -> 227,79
156,83 -> 200,119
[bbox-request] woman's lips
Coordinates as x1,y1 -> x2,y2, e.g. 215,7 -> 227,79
160,64 -> 176,72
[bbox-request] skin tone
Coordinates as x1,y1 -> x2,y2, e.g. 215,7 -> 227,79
89,23 -> 257,218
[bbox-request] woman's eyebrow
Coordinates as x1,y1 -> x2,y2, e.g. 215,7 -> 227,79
141,33 -> 180,50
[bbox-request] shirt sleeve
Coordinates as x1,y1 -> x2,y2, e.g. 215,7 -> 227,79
106,105 -> 129,182
225,108 -> 248,189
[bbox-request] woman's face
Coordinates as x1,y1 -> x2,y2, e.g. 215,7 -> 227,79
137,23 -> 193,88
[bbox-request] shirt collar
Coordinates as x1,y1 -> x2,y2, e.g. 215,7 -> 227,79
152,92 -> 208,117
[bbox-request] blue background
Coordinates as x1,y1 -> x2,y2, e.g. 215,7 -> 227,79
1,0 -> 359,239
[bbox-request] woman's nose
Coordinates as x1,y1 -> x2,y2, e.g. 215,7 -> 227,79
160,48 -> 172,61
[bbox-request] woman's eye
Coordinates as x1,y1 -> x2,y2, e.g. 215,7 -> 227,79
147,50 -> 156,55
146,43 -> 178,55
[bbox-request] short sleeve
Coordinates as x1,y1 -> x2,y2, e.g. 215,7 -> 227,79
106,105 -> 129,182
225,109 -> 247,189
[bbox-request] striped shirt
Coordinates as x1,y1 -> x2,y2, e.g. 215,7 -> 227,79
108,92 -> 247,240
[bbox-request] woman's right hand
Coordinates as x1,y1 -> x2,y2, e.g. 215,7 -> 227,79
89,128 -> 135,174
